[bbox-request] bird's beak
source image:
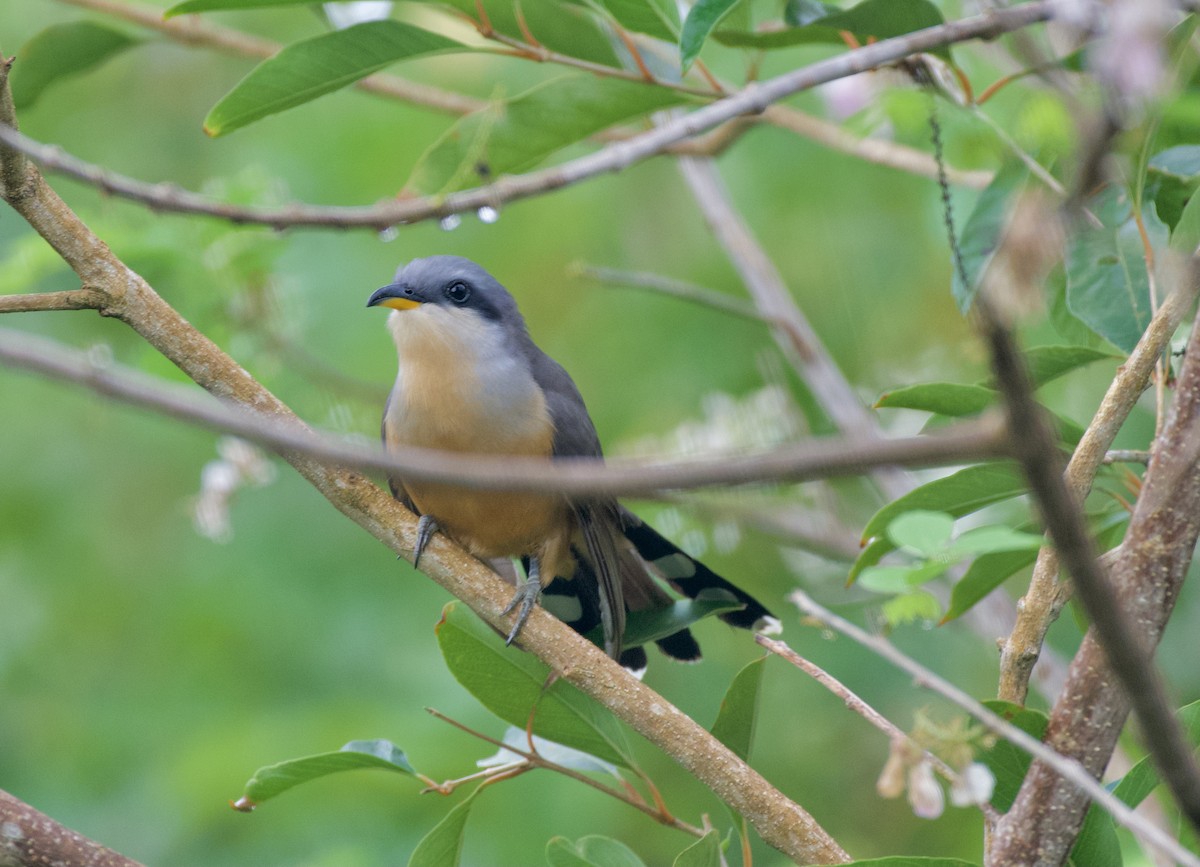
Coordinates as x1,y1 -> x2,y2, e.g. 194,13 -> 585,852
367,283 -> 422,310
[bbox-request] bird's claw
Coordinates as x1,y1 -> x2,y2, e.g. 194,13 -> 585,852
502,576 -> 541,646
412,515 -> 439,568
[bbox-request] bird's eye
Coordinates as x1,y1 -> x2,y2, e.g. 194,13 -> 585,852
444,282 -> 471,304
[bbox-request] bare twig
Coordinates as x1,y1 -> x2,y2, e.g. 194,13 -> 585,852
6,2 -> 1055,229
788,591 -> 1200,867
0,788 -> 146,867
0,327 -> 1012,497
997,260 -> 1200,703
425,708 -> 706,837
0,289 -> 105,312
1104,449 -> 1152,465
573,263 -> 770,323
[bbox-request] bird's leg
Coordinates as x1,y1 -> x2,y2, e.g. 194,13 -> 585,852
412,515 -> 440,568
502,557 -> 542,646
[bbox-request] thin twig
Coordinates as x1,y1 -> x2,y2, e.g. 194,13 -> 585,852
0,289 -> 106,313
573,263 -> 772,323
425,708 -> 706,836
788,590 -> 1200,867
758,634 -> 1003,825
0,326 -> 1013,498
5,2 -> 1055,229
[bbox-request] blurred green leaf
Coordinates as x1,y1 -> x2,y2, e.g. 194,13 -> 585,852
406,75 -> 688,194
951,161 -> 1031,311
979,700 -> 1047,812
239,739 -> 416,805
713,0 -> 948,59
167,0 -> 320,14
848,534 -> 894,584
943,547 -> 1038,623
784,0 -> 836,26
860,561 -> 951,593
1170,175 -> 1200,253
585,0 -> 680,41
11,22 -> 139,109
546,836 -> 649,867
1066,192 -> 1168,353
672,830 -> 722,867
887,510 -> 955,557
881,589 -> 941,625
204,21 -> 464,136
1014,345 -> 1120,389
680,0 -> 743,70
1111,699 -> 1200,806
436,602 -> 634,767
590,598 -> 744,649
857,463 -> 1026,553
710,656 -> 765,761
1148,145 -> 1200,182
947,525 -> 1044,556
875,382 -> 995,416
408,788 -> 478,867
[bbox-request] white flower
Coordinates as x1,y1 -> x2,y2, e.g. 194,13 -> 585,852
907,760 -> 945,819
950,762 -> 996,808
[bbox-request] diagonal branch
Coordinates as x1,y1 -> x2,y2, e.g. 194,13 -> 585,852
0,788 -> 145,867
6,2 -> 1053,230
0,326 -> 1012,497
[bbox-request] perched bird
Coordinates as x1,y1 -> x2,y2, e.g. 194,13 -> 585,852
368,256 -> 778,670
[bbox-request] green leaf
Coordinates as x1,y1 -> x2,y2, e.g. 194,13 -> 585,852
979,700 -> 1048,812
436,602 -> 634,767
713,0 -> 948,59
406,75 -> 689,195
11,22 -> 140,109
204,21 -> 464,136
1066,191 -> 1168,353
1148,145 -> 1200,182
408,789 -> 479,867
1110,699 -> 1200,806
673,830 -> 723,867
888,510 -> 955,557
847,534 -> 894,584
710,656 -> 765,761
679,0 -> 743,71
601,599 -> 745,650
947,525 -> 1045,556
881,589 -> 941,625
166,0 -> 317,14
546,836 -> 648,867
586,0 -> 680,41
860,563 -> 950,594
951,161 -> 1031,311
861,465 -> 1026,543
1170,174 -> 1200,253
943,548 -> 1038,622
875,382 -> 996,417
239,739 -> 416,805
785,0 -> 836,27
1069,805 -> 1121,867
1015,345 -> 1120,389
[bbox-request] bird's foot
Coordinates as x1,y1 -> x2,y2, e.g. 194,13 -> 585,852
412,515 -> 439,568
502,569 -> 542,647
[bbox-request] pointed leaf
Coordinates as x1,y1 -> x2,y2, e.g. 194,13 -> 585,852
673,830 -> 722,867
710,656 -> 765,761
887,510 -> 955,557
1110,699 -> 1200,806
1066,192 -> 1168,353
11,22 -> 140,109
713,0 -> 948,58
1068,806 -> 1121,867
1148,145 -> 1200,182
875,382 -> 996,416
1009,345 -> 1119,389
546,836 -> 648,867
204,21 -> 464,136
238,739 -> 416,806
436,603 -> 634,767
861,465 -> 1026,544
951,161 -> 1031,311
979,700 -> 1048,812
167,0 -> 320,13
589,599 -> 744,650
679,0 -> 743,71
406,74 -> 688,195
585,0 -> 680,41
947,525 -> 1045,556
943,548 -> 1038,622
407,788 -> 479,867
847,534 -> 893,585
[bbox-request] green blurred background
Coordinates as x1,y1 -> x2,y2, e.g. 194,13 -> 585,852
2,2 -> 1197,865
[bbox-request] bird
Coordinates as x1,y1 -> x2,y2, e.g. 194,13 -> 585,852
367,255 -> 778,671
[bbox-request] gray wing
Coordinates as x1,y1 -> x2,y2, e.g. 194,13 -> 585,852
530,350 -> 627,660
381,387 -> 417,513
